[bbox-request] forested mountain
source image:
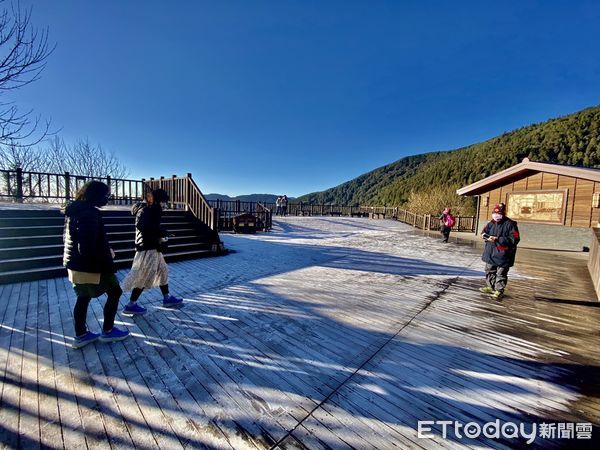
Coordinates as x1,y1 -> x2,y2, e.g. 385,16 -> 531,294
297,106 -> 600,215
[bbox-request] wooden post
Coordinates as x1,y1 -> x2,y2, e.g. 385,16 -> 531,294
171,174 -> 177,209
15,167 -> 23,203
475,195 -> 481,235
147,177 -> 153,199
64,172 -> 71,201
212,208 -> 219,231
185,173 -> 192,211
106,175 -> 112,203
4,170 -> 10,198
159,176 -> 164,190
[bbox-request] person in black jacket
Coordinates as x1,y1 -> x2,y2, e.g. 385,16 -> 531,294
121,189 -> 183,315
63,181 -> 130,348
479,203 -> 520,300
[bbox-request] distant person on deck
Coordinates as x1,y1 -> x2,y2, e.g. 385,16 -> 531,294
63,181 -> 130,349
275,196 -> 282,216
438,207 -> 455,243
282,195 -> 288,216
479,203 -> 520,300
121,189 -> 183,315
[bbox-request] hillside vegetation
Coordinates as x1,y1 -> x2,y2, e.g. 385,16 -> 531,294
298,106 -> 600,215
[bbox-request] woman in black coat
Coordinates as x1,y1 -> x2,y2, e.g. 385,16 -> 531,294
121,189 -> 183,315
63,181 -> 129,348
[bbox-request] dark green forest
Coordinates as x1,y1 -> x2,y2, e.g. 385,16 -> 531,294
297,106 -> 600,214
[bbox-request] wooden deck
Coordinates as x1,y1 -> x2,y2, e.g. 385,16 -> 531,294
0,217 -> 599,449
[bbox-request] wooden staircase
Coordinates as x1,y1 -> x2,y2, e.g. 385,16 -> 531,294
0,207 -> 225,284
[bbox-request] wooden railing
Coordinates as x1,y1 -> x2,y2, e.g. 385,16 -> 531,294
145,174 -> 218,231
260,202 -> 368,217
256,202 -> 272,231
207,199 -> 272,231
588,228 -> 600,300
362,206 -> 476,232
0,167 -> 144,204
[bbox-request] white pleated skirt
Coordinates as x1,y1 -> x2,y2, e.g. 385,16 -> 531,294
122,249 -> 169,290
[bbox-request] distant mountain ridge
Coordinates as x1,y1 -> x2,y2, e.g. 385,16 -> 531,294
205,193 -> 296,203
297,105 -> 600,214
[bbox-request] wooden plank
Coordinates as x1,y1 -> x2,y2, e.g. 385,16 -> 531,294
18,281 -> 41,446
558,175 -> 576,226
541,172 -> 559,190
0,282 -> 24,448
109,318 -> 240,449
53,277 -> 111,449
76,278 -> 186,450
46,277 -> 87,450
571,179 -> 594,227
526,172 -> 543,190
512,177 -> 527,191
0,281 -> 29,448
488,188 -> 502,209
130,307 -> 275,448
35,278 -> 64,449
61,276 -> 137,450
1,216 -> 600,448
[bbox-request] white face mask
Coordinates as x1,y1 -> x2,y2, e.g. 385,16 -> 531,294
492,213 -> 503,222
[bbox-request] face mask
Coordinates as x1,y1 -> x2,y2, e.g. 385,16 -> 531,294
492,213 -> 503,222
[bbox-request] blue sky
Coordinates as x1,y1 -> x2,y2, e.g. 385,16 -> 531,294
11,0 -> 600,196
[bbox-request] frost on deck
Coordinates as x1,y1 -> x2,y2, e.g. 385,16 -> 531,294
0,217 -> 599,449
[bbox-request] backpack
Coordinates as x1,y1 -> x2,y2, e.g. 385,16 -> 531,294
444,214 -> 456,228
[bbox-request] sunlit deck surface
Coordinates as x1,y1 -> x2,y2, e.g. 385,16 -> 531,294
1,217 -> 599,449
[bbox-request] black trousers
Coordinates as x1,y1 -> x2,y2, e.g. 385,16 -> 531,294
440,226 -> 451,242
73,285 -> 122,336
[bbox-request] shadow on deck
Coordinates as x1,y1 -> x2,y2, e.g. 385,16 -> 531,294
0,217 -> 599,449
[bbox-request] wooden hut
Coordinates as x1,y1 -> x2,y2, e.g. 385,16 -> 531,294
457,158 -> 600,250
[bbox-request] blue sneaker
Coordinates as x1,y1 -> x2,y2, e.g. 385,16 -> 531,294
163,295 -> 183,307
99,327 -> 130,343
72,331 -> 100,349
123,302 -> 147,316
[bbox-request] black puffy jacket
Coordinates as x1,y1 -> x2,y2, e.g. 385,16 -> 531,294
481,217 -> 520,268
133,202 -> 166,251
63,201 -> 114,273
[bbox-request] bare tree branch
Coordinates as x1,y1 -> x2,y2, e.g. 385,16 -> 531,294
0,1 -> 55,145
1,135 -> 131,180
43,137 -> 130,179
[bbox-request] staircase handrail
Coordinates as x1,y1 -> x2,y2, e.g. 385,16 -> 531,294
256,202 -> 273,231
144,174 -> 218,231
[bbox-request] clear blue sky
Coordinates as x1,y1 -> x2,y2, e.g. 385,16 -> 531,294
11,0 -> 600,196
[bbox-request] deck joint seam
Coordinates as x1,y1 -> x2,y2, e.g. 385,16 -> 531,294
269,256 -> 480,449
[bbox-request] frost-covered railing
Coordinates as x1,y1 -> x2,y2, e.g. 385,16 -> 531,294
361,206 -> 476,232
0,167 -> 144,204
206,199 -> 272,231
